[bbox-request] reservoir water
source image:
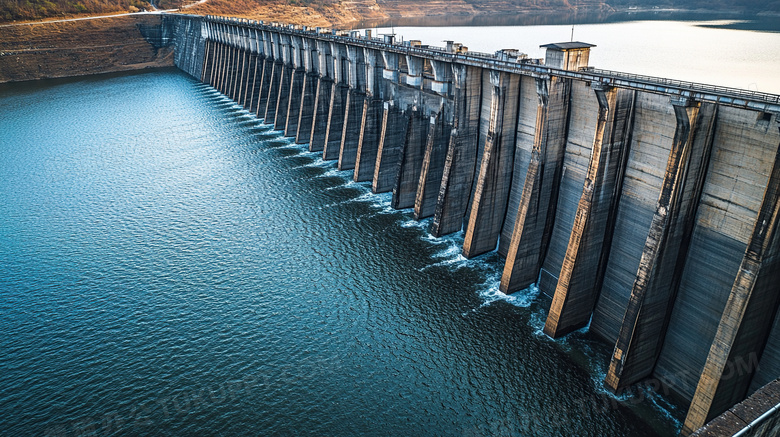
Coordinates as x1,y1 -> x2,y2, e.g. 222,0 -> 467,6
3,15 -> 779,435
0,69 -> 678,436
373,16 -> 780,94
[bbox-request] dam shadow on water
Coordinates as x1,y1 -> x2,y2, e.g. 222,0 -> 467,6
0,69 -> 683,436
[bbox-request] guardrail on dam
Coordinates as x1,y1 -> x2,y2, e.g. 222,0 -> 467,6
157,13 -> 780,435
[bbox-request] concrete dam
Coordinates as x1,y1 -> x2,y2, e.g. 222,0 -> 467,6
156,13 -> 780,435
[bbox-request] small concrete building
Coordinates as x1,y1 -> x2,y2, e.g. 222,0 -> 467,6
541,42 -> 595,71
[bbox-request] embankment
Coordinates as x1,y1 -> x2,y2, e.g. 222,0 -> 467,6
0,14 -> 173,83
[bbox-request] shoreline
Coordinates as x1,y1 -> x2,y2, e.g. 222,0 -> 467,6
1,5 -> 777,29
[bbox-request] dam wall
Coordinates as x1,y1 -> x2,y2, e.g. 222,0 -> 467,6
166,14 -> 780,434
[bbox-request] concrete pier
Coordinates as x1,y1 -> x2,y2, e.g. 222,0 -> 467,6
543,84 -> 618,338
216,43 -> 227,94
415,111 -> 451,219
339,89 -> 365,170
256,57 -> 272,118
605,98 -> 702,392
236,48 -> 248,105
682,125 -> 780,434
246,54 -> 260,111
392,109 -> 430,210
430,65 -> 482,237
462,71 -> 519,259
224,45 -> 234,98
285,67 -> 304,137
294,36 -> 318,144
324,41 -> 349,160
284,35 -> 305,137
309,39 -> 333,152
310,77 -> 333,152
264,60 -> 282,122
229,46 -> 241,101
355,97 -> 384,182
297,72 -> 318,144
525,76 -> 573,293
274,64 -> 293,131
499,77 -> 553,292
373,103 -> 409,193
324,83 -> 348,160
202,40 -> 215,85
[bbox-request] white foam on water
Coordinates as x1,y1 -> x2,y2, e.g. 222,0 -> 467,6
288,160 -> 320,170
302,157 -> 334,169
298,150 -> 321,158
318,199 -> 351,209
349,190 -> 381,204
432,242 -> 462,258
641,387 -> 684,429
343,178 -> 370,189
360,192 -> 404,216
588,369 -> 684,432
423,253 -> 469,272
400,218 -> 427,229
478,282 -> 540,310
317,168 -> 345,180
365,192 -> 395,214
276,138 -> 302,148
524,307 -> 685,433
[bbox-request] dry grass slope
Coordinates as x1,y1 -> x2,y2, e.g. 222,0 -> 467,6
0,15 -> 173,82
0,0 -> 151,21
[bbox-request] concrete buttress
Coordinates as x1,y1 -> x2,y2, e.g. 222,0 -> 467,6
682,122 -> 780,434
339,89 -> 365,170
605,98 -> 701,392
310,77 -> 333,152
415,110 -> 452,219
355,96 -> 384,182
373,102 -> 409,193
297,72 -> 318,144
264,60 -> 282,123
543,85 -> 633,338
285,35 -> 305,137
462,70 -> 520,259
274,64 -> 293,130
500,77 -> 550,292
392,109 -> 429,209
324,83 -> 348,160
285,67 -> 305,137
430,65 -> 482,237
295,37 -> 318,144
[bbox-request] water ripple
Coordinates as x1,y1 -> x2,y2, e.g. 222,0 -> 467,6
0,71 -> 680,437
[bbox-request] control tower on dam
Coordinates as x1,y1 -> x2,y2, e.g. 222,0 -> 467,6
160,14 -> 780,435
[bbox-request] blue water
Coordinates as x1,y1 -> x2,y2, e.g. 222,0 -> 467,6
1,69 -> 680,436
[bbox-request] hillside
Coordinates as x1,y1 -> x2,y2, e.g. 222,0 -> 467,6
0,0 -> 152,21
181,0 -> 612,28
1,0 -> 779,25
0,14 -> 173,82
185,0 -> 780,28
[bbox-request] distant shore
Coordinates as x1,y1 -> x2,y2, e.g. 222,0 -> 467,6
2,2 -> 778,28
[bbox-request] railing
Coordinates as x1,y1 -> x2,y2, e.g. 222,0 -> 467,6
581,67 -> 780,105
457,50 -> 494,59
196,14 -> 780,109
